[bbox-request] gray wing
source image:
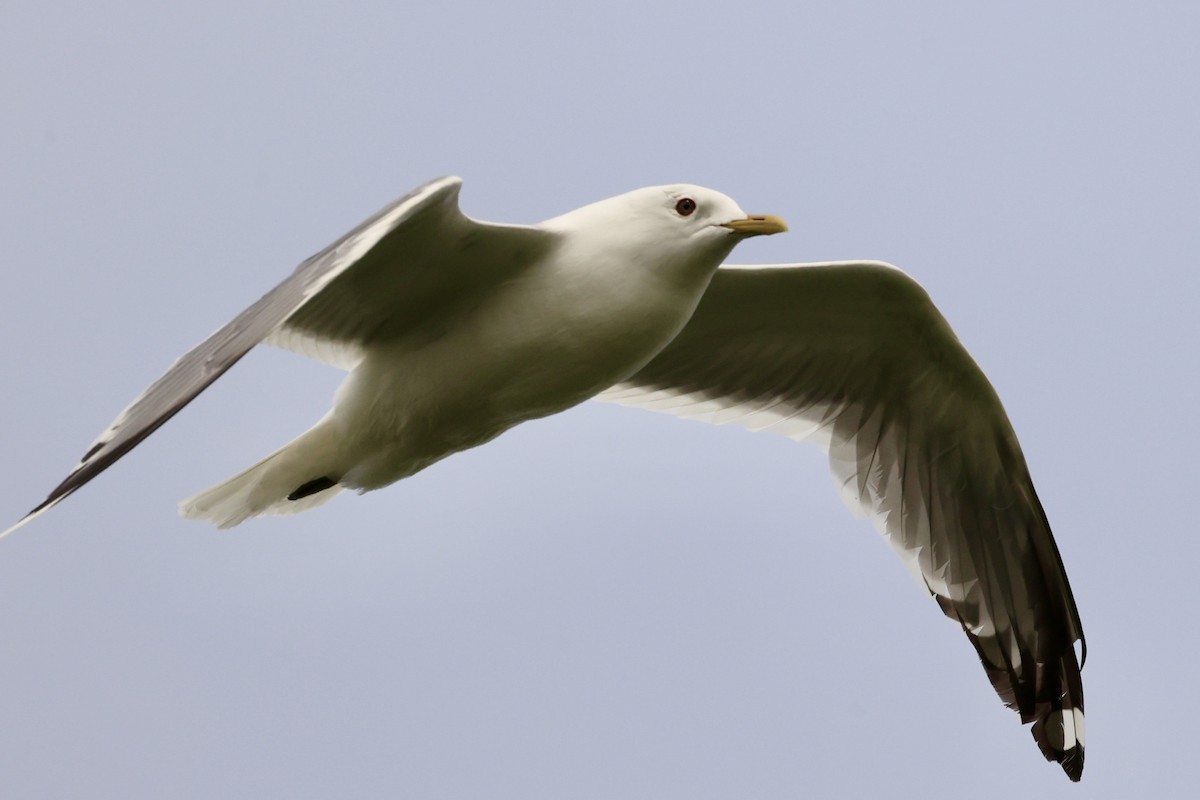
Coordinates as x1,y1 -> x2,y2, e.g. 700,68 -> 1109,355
598,260 -> 1086,780
4,176 -> 554,537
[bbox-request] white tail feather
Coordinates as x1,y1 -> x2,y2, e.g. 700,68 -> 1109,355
179,417 -> 344,529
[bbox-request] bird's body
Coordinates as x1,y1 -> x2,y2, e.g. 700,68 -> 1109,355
3,177 -> 1086,781
181,184 -> 758,525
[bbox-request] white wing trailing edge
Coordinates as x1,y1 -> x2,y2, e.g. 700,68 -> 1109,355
598,260 -> 1087,780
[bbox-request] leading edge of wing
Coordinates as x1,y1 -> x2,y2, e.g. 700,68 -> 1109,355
2,176 -> 464,539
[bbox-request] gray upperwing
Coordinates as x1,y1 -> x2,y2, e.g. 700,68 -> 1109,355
2,176 -> 463,538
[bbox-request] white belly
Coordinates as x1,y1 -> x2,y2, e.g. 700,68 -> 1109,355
328,260 -> 707,489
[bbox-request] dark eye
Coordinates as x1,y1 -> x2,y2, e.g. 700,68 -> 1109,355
675,197 -> 697,216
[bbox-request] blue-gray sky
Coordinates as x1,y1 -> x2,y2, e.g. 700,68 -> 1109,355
1,2 -> 1196,797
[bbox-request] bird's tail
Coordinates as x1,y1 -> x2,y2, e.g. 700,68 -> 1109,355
179,417 -> 344,529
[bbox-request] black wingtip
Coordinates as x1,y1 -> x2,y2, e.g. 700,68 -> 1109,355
1031,709 -> 1085,782
1,495 -> 63,541
1063,746 -> 1084,782
1038,736 -> 1084,782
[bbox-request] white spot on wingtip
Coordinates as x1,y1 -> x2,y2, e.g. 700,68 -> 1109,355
1044,708 -> 1085,751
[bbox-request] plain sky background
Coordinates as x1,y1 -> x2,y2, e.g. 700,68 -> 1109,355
1,2 -> 1196,797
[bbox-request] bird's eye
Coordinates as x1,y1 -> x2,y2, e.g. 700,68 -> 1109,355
675,198 -> 697,217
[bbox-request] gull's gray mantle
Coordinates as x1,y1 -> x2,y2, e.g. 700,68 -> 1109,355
3,177 -> 1086,780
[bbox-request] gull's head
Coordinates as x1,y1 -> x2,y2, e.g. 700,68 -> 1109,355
543,184 -> 787,279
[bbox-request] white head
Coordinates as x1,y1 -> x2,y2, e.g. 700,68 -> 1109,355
543,184 -> 787,283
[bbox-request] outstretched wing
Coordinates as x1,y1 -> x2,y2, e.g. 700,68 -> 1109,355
598,260 -> 1086,780
4,176 -> 554,537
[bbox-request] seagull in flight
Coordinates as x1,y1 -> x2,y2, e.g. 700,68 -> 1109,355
2,176 -> 1086,780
